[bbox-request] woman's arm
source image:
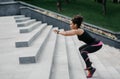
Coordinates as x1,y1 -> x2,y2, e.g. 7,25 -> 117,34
53,29 -> 84,36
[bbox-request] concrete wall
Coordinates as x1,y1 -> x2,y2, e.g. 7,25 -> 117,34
0,2 -> 20,16
0,0 -> 14,2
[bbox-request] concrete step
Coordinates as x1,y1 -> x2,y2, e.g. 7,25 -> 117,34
17,19 -> 36,27
15,23 -> 47,47
28,28 -> 58,79
19,21 -> 42,33
89,54 -> 114,79
66,36 -> 87,79
13,15 -> 25,19
105,45 -> 120,58
15,17 -> 30,22
50,29 -> 70,79
19,25 -> 53,64
95,46 -> 120,79
94,52 -> 120,79
114,66 -> 120,75
97,45 -> 120,66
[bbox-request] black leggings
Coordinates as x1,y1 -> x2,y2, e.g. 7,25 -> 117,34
79,42 -> 103,68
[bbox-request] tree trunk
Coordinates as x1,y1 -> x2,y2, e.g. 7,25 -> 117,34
102,0 -> 107,15
57,0 -> 62,12
96,0 -> 107,15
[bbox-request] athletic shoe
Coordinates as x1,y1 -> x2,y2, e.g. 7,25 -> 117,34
87,68 -> 96,78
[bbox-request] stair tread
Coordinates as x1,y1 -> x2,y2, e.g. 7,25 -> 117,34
19,21 -> 42,30
95,47 -> 120,79
17,19 -> 36,25
15,17 -> 30,20
19,26 -> 52,57
13,15 -> 25,19
28,28 -> 58,79
66,36 -> 87,79
19,21 -> 42,33
15,23 -> 47,47
50,29 -> 69,79
89,54 -> 114,79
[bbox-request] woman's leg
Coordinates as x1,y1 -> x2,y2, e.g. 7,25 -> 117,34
79,45 -> 92,69
79,44 -> 102,68
79,44 -> 102,78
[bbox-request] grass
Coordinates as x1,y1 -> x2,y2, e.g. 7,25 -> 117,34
20,0 -> 120,32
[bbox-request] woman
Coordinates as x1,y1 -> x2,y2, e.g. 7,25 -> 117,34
53,15 -> 103,78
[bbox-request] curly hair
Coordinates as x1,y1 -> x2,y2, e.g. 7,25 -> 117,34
71,15 -> 83,28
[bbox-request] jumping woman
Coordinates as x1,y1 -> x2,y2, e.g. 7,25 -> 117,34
53,15 -> 103,78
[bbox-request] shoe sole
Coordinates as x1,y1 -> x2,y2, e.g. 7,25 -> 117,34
87,68 -> 96,78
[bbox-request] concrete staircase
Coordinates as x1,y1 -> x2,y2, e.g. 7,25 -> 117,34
0,15 -> 120,79
14,15 -> 87,79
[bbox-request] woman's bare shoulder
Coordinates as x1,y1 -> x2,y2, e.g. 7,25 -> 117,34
75,29 -> 84,35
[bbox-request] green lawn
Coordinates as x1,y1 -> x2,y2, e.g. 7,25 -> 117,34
20,0 -> 120,32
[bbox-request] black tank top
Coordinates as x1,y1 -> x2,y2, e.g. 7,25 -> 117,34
77,30 -> 99,45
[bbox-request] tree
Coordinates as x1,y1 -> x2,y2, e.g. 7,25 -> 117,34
56,0 -> 62,12
96,0 -> 107,15
102,0 -> 107,15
